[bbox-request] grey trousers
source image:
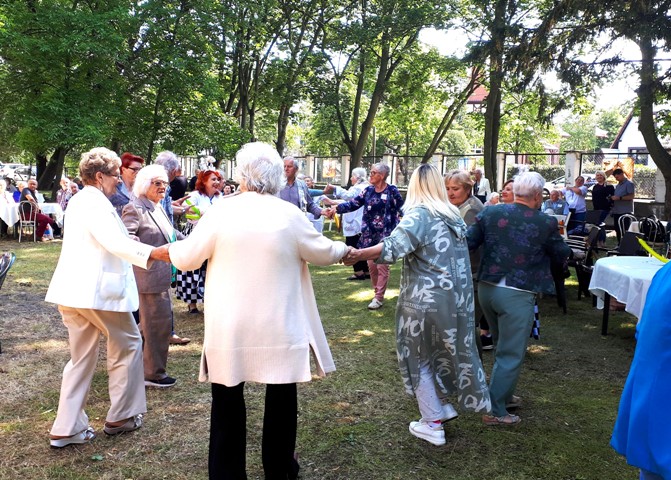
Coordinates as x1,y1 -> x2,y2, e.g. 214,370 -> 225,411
139,291 -> 173,381
478,283 -> 535,417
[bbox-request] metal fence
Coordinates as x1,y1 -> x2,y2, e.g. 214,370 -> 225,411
217,150 -> 658,200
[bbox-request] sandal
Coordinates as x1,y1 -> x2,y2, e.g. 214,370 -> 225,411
50,426 -> 96,448
482,414 -> 521,426
104,414 -> 143,436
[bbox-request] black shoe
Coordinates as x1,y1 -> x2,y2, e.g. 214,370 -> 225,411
347,274 -> 367,281
481,334 -> 494,350
145,376 -> 177,388
189,308 -> 201,314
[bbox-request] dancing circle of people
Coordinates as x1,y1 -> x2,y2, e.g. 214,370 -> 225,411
47,143 -> 607,479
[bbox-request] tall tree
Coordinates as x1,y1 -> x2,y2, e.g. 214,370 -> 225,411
265,0 -> 333,156
0,0 -> 128,194
315,0 -> 453,173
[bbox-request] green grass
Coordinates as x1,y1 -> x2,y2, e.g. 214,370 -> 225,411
0,235 -> 638,479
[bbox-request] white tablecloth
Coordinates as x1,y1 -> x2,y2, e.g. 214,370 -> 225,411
39,203 -> 64,227
0,202 -> 64,228
0,202 -> 19,227
588,256 -> 664,320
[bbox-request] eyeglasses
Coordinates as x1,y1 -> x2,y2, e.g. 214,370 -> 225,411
151,180 -> 168,187
370,171 -> 382,176
126,167 -> 142,173
104,172 -> 122,180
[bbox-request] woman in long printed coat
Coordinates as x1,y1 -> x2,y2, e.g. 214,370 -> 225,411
344,163 -> 490,447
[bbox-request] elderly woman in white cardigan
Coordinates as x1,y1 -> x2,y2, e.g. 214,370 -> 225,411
154,141 -> 349,479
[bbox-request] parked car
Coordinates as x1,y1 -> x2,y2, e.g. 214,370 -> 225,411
0,163 -> 25,178
543,175 -> 596,196
13,165 -> 37,182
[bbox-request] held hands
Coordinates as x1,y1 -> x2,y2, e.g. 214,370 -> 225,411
323,207 -> 337,219
150,244 -> 171,263
342,247 -> 361,266
323,184 -> 335,195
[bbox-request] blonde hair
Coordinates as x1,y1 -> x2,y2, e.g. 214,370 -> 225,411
443,169 -> 474,192
404,163 -> 461,221
79,147 -> 121,185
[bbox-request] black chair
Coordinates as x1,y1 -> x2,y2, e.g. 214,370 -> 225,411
551,261 -> 568,314
566,226 -> 602,299
0,251 -> 17,354
569,210 -> 605,237
606,231 -> 647,257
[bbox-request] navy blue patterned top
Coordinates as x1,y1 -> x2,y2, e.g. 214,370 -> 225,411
466,203 -> 571,294
336,184 -> 404,248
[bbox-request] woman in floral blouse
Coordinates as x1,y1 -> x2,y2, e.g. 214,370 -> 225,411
467,172 -> 570,426
331,163 -> 404,310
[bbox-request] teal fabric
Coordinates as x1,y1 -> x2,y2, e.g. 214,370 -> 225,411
379,206 -> 491,413
478,282 -> 535,417
611,261 -> 671,478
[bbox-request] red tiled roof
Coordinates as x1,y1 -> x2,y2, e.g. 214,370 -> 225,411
467,85 -> 488,104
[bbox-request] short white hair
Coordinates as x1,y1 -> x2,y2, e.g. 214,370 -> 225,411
234,142 -> 285,195
372,163 -> 390,179
513,172 -> 545,198
133,164 -> 169,197
154,151 -> 180,174
351,167 -> 367,182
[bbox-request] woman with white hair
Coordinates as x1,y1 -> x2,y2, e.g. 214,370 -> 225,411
467,171 -> 571,426
153,141 -> 349,479
344,164 -> 491,446
121,165 -> 185,388
324,167 -> 371,280
330,163 -> 404,309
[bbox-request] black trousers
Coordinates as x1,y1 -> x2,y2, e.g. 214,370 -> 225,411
345,233 -> 369,274
209,382 -> 298,480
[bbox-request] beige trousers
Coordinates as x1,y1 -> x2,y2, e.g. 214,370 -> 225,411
50,306 -> 146,436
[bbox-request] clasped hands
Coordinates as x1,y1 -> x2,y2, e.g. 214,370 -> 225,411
341,246 -> 362,266
322,206 -> 338,219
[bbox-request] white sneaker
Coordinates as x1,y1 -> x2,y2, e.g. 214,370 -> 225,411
409,420 -> 446,446
367,298 -> 383,310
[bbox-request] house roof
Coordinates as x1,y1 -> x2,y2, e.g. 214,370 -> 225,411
467,85 -> 488,105
610,110 -> 634,149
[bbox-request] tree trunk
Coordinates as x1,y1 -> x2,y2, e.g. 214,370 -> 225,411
637,34 -> 671,218
482,0 -> 507,191
39,147 -> 68,199
422,71 -> 479,162
276,103 -> 290,156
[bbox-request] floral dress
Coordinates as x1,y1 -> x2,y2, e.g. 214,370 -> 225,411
335,184 -> 404,248
379,206 -> 491,413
